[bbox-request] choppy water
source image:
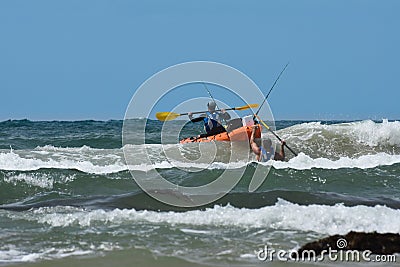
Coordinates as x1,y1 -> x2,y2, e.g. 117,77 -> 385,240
0,119 -> 399,266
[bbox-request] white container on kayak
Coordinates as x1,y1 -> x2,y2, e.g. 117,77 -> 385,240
242,115 -> 254,127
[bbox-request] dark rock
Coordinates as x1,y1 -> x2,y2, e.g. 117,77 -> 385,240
295,231 -> 400,257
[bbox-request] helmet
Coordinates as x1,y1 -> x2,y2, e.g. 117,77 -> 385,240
207,101 -> 217,110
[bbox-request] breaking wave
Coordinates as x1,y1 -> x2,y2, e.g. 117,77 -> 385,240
9,199 -> 400,236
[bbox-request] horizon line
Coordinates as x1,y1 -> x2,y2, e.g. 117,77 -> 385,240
0,117 -> 398,123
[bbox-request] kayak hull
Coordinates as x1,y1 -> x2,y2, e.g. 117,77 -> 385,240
180,125 -> 261,144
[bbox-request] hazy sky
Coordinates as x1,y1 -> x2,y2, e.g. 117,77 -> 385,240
1,0 -> 399,121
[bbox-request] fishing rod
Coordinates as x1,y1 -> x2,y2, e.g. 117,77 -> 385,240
251,63 -> 297,156
253,62 -> 289,119
203,83 -> 220,110
202,83 -> 228,125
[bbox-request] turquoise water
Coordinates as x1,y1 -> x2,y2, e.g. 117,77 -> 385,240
0,119 -> 399,266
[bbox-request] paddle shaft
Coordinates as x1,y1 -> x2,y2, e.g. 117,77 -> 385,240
180,106 -> 245,116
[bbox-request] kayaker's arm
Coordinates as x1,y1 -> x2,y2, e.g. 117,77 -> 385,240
188,112 -> 206,123
190,117 -> 205,123
220,109 -> 231,120
250,126 -> 261,161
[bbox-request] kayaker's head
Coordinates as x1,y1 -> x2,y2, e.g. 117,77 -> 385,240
262,138 -> 272,149
207,101 -> 217,112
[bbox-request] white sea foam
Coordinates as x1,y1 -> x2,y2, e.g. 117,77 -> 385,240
282,119 -> 400,147
0,245 -> 43,263
180,228 -> 212,235
3,173 -> 54,189
347,119 -> 400,147
0,151 -> 127,174
1,149 -> 400,174
0,246 -> 94,263
21,199 -> 400,235
271,152 -> 400,170
35,145 -> 97,152
0,150 -> 245,173
2,172 -> 77,189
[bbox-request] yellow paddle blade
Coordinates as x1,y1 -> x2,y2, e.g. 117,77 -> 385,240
156,112 -> 181,121
235,103 -> 259,110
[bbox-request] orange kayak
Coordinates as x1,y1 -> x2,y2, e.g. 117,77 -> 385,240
180,124 -> 261,144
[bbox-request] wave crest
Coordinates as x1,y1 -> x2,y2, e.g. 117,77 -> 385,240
1,150 -> 400,173
14,199 -> 400,235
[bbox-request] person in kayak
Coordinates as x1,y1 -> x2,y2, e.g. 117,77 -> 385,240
250,125 -> 285,161
188,101 -> 231,137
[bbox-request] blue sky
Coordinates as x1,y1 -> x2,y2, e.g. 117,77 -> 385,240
1,0 -> 399,121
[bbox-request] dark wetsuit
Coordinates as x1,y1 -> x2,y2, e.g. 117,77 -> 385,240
190,111 -> 231,138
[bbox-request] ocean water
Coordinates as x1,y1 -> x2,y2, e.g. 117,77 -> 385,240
0,119 -> 399,266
